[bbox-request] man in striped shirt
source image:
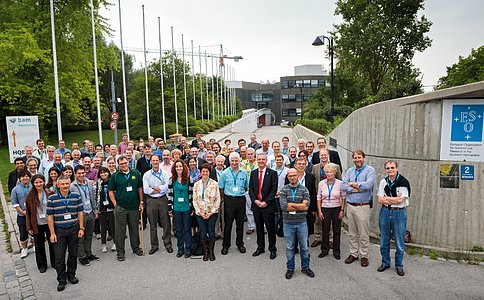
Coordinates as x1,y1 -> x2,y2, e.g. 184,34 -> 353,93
47,176 -> 84,292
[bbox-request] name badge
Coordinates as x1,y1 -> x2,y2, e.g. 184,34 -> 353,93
232,187 -> 239,192
289,211 -> 296,215
178,198 -> 184,202
39,213 -> 46,219
126,186 -> 133,192
103,200 -> 109,205
64,214 -> 72,220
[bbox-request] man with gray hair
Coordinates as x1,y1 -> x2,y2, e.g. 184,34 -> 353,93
218,152 -> 249,255
66,150 -> 83,168
21,145 -> 40,165
39,145 -> 56,176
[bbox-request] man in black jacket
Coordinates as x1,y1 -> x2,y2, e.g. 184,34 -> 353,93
311,137 -> 342,171
8,158 -> 25,194
249,153 -> 278,259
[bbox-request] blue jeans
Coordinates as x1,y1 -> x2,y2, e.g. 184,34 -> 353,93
174,211 -> 192,254
196,214 -> 218,241
283,221 -> 310,271
379,207 -> 407,268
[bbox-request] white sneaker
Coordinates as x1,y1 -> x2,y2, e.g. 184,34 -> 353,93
21,248 -> 29,258
101,245 -> 107,253
111,244 -> 116,251
31,246 -> 36,253
96,234 -> 101,239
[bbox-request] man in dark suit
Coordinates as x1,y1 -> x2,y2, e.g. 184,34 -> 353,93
249,153 -> 278,259
285,158 -> 317,235
311,137 -> 342,171
185,147 -> 207,170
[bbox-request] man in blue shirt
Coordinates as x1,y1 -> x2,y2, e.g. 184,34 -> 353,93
218,152 -> 249,255
342,150 -> 376,267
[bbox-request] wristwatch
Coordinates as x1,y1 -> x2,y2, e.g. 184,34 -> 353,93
79,227 -> 85,231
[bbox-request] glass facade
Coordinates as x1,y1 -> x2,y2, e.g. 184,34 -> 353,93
251,93 -> 273,102
281,79 -> 325,89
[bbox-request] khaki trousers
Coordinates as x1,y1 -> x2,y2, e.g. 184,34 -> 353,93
347,204 -> 370,259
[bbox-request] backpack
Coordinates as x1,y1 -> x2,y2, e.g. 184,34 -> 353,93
190,231 -> 204,256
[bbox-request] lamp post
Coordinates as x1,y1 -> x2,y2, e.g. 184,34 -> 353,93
312,34 -> 334,124
297,83 -> 303,121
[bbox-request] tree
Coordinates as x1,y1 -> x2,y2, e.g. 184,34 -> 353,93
436,46 -> 484,90
333,0 -> 432,100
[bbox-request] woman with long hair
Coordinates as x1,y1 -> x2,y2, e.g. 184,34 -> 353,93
169,160 -> 193,258
106,156 -> 117,174
94,167 -> 116,253
25,174 -> 55,272
45,167 -> 61,193
192,164 -> 220,261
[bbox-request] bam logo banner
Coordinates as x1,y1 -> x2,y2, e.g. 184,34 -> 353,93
5,116 -> 40,163
441,100 -> 484,162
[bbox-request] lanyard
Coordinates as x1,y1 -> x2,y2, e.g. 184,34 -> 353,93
216,169 -> 223,179
152,170 -> 164,184
40,190 -> 45,205
354,164 -> 367,181
79,184 -> 88,197
53,163 -> 63,172
175,178 -> 186,194
20,184 -> 31,196
326,180 -> 335,202
190,169 -> 199,180
124,172 -> 131,186
290,184 -> 299,203
103,185 -> 108,201
386,173 -> 400,190
145,157 -> 151,169
202,178 -> 210,200
230,168 -> 240,185
58,192 -> 71,210
277,166 -> 285,178
298,176 -> 305,186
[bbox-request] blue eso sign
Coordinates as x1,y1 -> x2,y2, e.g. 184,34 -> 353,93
451,105 -> 484,142
460,165 -> 474,180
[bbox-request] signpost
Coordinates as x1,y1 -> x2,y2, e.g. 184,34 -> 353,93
110,120 -> 117,130
6,116 -> 40,163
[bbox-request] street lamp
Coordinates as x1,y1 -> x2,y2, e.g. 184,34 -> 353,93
312,34 -> 334,124
297,83 -> 303,121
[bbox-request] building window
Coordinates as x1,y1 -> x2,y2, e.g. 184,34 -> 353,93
282,109 -> 301,117
251,93 -> 273,102
311,80 -> 319,87
318,79 -> 325,86
282,94 -> 297,102
281,81 -> 289,88
303,79 -> 311,87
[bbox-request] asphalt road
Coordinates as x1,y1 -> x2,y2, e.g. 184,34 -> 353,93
23,223 -> 484,300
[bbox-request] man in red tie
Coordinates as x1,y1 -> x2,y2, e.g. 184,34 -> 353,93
249,153 -> 278,259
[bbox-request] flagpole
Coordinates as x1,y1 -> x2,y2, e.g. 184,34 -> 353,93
142,5 -> 150,137
191,40 -> 196,120
199,45 -> 204,123
171,26 -> 179,134
49,0 -> 62,140
90,0 -> 103,145
181,34 -> 189,137
211,55 -> 215,121
205,50 -> 209,121
216,54 -> 220,120
118,0 -> 130,139
158,17 -> 166,142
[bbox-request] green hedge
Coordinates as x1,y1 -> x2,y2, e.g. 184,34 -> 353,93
297,116 -> 345,135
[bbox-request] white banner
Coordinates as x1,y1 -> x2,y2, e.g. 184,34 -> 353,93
6,116 -> 40,163
440,99 -> 484,162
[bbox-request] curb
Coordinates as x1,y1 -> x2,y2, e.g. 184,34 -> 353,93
0,184 -> 20,254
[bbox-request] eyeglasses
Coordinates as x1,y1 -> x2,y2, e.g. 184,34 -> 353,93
385,166 -> 396,170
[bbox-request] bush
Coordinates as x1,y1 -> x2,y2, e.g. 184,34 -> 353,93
205,122 -> 216,131
188,126 -> 202,137
199,123 -> 210,133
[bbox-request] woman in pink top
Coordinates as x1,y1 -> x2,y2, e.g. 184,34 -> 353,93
317,163 -> 346,260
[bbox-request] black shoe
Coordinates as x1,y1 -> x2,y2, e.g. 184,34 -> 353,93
39,266 -> 47,273
334,254 -> 341,260
185,253 -> 191,258
68,276 -> 79,284
149,248 -> 158,255
377,265 -> 390,272
285,270 -> 294,279
295,247 -> 299,254
133,249 -> 143,256
117,256 -> 125,262
57,282 -> 66,291
166,247 -> 174,253
270,251 -> 277,260
396,268 -> 405,276
302,268 -> 315,278
318,252 -> 328,258
252,249 -> 264,257
176,252 -> 184,258
87,254 -> 100,261
221,247 -> 229,255
79,258 -> 90,266
238,246 -> 246,254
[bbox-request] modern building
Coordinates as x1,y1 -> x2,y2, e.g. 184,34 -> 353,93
229,64 -> 329,123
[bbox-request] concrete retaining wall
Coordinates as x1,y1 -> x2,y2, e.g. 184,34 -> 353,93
232,111 -> 258,133
295,82 -> 484,251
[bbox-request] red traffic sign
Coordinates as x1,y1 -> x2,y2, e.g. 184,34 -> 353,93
110,121 -> 117,130
110,112 -> 120,121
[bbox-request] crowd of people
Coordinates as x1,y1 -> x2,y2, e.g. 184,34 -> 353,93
8,131 -> 410,291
